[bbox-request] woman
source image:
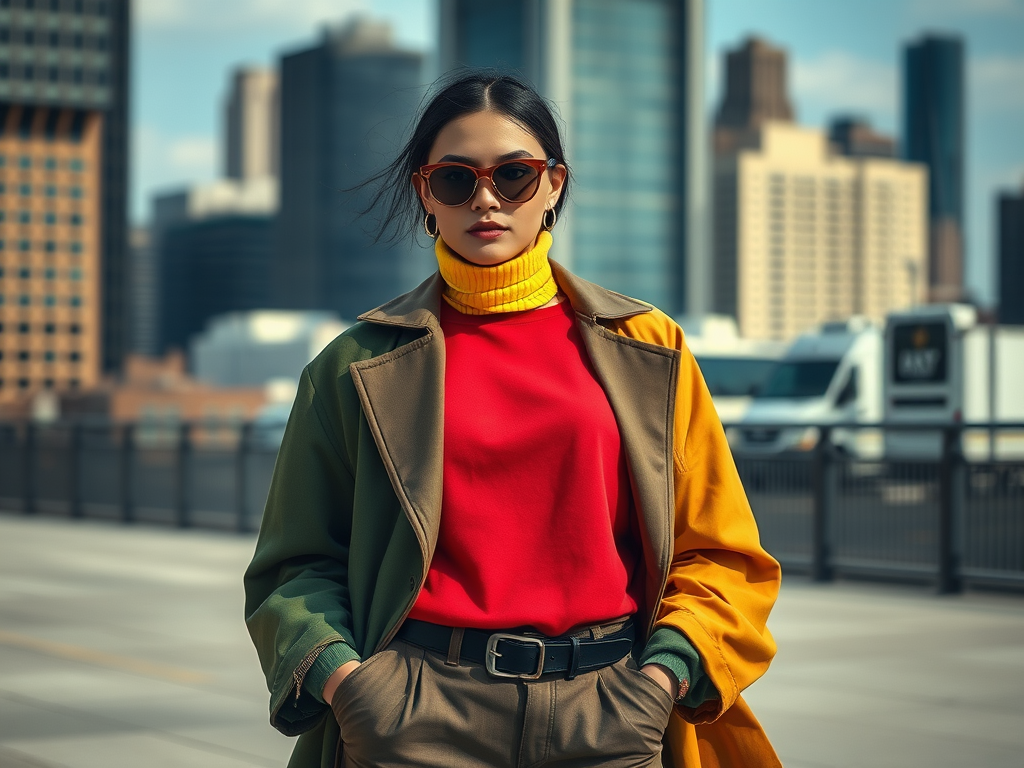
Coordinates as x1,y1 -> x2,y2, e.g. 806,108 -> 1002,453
244,72 -> 781,768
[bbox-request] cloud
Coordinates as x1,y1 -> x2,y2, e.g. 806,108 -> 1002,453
132,125 -> 218,216
167,136 -> 218,175
136,0 -> 367,32
791,51 -> 897,126
970,55 -> 1024,112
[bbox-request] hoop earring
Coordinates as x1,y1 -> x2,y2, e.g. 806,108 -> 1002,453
423,212 -> 438,238
542,207 -> 557,231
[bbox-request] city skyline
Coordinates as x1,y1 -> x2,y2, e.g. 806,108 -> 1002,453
134,0 -> 1024,307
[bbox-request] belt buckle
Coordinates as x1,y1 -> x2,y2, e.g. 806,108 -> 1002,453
485,633 -> 545,680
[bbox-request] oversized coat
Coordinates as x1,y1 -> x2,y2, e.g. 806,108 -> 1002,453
244,261 -> 783,768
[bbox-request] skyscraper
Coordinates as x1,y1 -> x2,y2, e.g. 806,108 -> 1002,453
0,0 -> 130,406
438,0 -> 708,316
713,36 -> 794,147
712,122 -> 928,341
903,34 -> 965,303
225,67 -> 279,182
998,183 -> 1024,325
274,18 -> 426,319
828,117 -> 896,160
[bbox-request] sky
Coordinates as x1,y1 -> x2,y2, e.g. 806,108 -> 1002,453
132,0 -> 1024,306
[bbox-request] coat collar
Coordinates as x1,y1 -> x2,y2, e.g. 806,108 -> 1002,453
356,260 -> 653,329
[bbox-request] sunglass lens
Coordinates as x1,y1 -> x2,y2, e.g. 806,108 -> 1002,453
493,162 -> 541,202
430,166 -> 477,205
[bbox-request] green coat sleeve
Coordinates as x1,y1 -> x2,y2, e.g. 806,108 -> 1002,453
243,365 -> 358,736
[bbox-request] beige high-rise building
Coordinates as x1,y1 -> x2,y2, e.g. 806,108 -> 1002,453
0,105 -> 103,405
224,67 -> 279,181
713,122 -> 928,341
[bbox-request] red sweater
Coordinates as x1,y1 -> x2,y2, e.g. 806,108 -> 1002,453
408,298 -> 639,636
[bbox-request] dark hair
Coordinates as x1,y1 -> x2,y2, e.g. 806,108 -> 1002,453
361,70 -> 572,244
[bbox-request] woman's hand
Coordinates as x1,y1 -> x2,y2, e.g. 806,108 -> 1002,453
323,659 -> 361,706
640,663 -> 677,699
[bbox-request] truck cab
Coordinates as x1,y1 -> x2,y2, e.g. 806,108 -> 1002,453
733,318 -> 883,458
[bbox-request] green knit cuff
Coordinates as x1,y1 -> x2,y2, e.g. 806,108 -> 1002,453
638,626 -> 718,708
304,641 -> 361,704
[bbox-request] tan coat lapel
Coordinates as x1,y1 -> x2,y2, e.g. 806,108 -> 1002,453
552,262 -> 681,635
349,274 -> 446,564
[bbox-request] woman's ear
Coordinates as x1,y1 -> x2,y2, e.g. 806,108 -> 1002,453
412,173 -> 433,215
545,164 -> 568,211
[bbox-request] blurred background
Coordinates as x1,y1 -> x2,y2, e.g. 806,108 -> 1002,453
0,1 -> 1023,766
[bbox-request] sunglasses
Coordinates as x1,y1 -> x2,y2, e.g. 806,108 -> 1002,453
418,157 -> 557,207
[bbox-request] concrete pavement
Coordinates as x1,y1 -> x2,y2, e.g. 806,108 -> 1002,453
1,513 -> 1022,768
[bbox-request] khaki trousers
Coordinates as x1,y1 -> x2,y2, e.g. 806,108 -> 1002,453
331,636 -> 674,768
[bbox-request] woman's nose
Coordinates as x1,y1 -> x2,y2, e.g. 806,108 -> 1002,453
470,178 -> 501,211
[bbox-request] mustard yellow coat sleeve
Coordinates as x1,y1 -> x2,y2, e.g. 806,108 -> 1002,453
614,308 -> 783,768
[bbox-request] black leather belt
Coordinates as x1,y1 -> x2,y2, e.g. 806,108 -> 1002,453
396,618 -> 635,680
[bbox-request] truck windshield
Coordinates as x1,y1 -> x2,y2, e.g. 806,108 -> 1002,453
695,357 -> 779,397
755,360 -> 841,399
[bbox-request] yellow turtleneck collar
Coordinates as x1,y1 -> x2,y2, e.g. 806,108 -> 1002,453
435,230 -> 559,315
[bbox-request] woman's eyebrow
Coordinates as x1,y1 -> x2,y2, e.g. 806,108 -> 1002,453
436,149 -> 536,164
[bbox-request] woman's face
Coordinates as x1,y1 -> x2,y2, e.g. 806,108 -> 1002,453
413,110 -> 567,266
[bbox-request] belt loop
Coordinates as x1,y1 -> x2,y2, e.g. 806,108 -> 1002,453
446,627 -> 465,666
566,636 -> 582,680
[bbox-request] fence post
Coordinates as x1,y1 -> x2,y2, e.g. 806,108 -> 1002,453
24,422 -> 36,515
236,422 -> 252,533
812,426 -> 833,582
120,423 -> 134,523
68,423 -> 82,518
938,425 -> 964,594
176,422 -> 192,528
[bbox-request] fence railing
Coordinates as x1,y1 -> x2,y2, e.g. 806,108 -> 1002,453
2,419 -> 1023,593
725,421 -> 1024,593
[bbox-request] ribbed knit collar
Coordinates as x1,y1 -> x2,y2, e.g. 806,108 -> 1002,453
434,231 -> 559,315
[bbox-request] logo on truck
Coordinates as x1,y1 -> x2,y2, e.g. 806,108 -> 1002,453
892,322 -> 947,383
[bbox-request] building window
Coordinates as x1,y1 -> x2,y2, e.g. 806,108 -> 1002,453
70,378 -> 80,389
18,267 -> 30,279
18,378 -> 30,390
69,295 -> 81,307
23,64 -> 35,80
0,266 -> 3,277
44,241 -> 56,253
69,323 -> 80,334
44,213 -> 56,225
69,267 -> 82,280
18,295 -> 30,306
18,156 -> 31,170
0,183 -> 5,194
0,29 -> 8,45
49,31 -> 59,47
44,267 -> 56,279
18,323 -> 29,334
70,242 -> 83,254
0,155 -> 5,167
43,378 -> 54,389
45,185 -> 57,197
69,158 -> 85,172
44,157 -> 57,171
19,240 -> 30,252
44,295 -> 56,306
19,184 -> 31,197
69,186 -> 84,199
0,63 -> 8,80
69,351 -> 81,362
18,211 -> 31,224
47,66 -> 59,83
69,213 -> 83,226
72,68 -> 83,84
44,322 -> 55,334
18,351 -> 29,362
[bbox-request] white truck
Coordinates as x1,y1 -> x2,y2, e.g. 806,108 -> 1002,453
731,318 -> 883,458
884,304 -> 1024,459
679,315 -> 785,423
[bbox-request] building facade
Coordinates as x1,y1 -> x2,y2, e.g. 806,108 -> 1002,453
0,102 -> 101,403
438,0 -> 709,316
713,36 -> 794,155
0,0 -> 130,377
713,122 -> 928,341
225,66 -> 278,182
275,18 -> 427,319
998,184 -> 1024,325
902,34 -> 965,303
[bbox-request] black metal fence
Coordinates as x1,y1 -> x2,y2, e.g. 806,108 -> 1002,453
728,422 -> 1024,593
0,420 -> 283,533
1,419 -> 1022,593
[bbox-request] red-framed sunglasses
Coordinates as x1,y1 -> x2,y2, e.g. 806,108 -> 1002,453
418,157 -> 557,207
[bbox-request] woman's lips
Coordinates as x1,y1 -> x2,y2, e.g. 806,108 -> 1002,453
467,225 -> 507,240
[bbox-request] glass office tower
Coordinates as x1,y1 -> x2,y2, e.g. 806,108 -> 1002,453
439,0 -> 708,316
903,34 -> 965,302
